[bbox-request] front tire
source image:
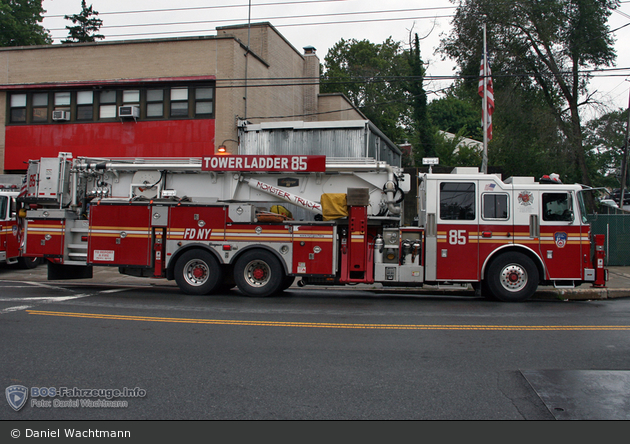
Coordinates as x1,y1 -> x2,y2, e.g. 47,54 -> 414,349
174,249 -> 221,295
234,249 -> 284,297
485,252 -> 539,302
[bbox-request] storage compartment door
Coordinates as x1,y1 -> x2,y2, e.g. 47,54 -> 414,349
88,205 -> 152,266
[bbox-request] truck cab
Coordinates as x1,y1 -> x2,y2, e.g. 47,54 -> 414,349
418,167 -> 598,301
0,188 -> 22,266
0,183 -> 40,269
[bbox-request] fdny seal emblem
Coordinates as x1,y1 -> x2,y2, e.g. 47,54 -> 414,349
554,232 -> 568,248
6,385 -> 28,411
518,191 -> 534,206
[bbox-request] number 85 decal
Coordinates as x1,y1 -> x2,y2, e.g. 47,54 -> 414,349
448,230 -> 467,245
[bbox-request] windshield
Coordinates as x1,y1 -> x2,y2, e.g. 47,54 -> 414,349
417,176 -> 426,227
0,196 -> 7,220
577,190 -> 589,224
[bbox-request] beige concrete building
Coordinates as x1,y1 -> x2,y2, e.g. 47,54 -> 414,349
0,22 -> 364,173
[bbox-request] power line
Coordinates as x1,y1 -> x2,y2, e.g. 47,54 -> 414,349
43,0 -> 629,45
244,86 -> 453,121
43,0 -> 360,18
49,14 -> 455,41
45,7 -> 455,32
614,8 -> 630,20
41,2 -> 630,85
212,66 -> 630,90
44,5 -> 630,47
46,6 -> 456,41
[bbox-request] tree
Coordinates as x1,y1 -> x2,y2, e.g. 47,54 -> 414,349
321,36 -> 438,165
320,37 -> 412,145
405,33 -> 436,163
583,109 -> 629,188
440,0 -> 619,186
427,89 -> 481,141
63,0 -> 104,44
476,75 -> 574,179
0,0 -> 51,46
434,129 -> 483,167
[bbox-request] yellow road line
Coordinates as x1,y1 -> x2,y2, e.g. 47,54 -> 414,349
25,310 -> 630,331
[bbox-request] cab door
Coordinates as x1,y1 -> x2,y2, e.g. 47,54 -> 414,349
538,191 -> 583,280
0,195 -> 22,261
0,196 -> 7,261
4,196 -> 21,259
435,180 -> 479,281
478,181 -> 514,267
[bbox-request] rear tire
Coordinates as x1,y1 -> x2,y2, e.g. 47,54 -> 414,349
18,257 -> 40,269
486,252 -> 539,302
234,249 -> 284,297
174,249 -> 221,295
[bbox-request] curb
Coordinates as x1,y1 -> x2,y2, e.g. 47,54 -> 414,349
534,287 -> 630,301
296,285 -> 630,301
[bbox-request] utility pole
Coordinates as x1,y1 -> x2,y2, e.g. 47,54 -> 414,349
243,0 -> 252,121
618,83 -> 630,211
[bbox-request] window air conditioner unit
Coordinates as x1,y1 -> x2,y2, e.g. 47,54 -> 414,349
119,105 -> 140,118
52,110 -> 71,121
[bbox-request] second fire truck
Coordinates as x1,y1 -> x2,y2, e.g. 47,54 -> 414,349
19,152 -> 606,302
1,180 -> 39,269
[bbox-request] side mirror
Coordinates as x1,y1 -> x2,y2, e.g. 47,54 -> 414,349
562,209 -> 574,222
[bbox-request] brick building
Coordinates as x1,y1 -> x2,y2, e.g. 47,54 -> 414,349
0,22 -> 364,173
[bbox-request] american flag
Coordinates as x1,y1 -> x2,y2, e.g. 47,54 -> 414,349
478,52 -> 494,140
18,175 -> 27,199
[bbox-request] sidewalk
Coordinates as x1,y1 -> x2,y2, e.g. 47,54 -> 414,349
363,266 -> 630,301
532,266 -> 630,301
332,266 -> 630,301
1,263 -> 629,301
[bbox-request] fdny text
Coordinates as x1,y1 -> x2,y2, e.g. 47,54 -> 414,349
183,228 -> 213,240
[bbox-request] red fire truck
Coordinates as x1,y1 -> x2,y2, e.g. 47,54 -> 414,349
19,152 -> 606,302
0,180 -> 39,269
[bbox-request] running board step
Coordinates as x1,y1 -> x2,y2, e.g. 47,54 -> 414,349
553,281 -> 575,289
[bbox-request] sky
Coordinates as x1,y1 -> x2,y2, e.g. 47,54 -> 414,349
40,0 -> 630,119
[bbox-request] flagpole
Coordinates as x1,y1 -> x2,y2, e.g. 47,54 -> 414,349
481,22 -> 488,174
619,83 -> 630,210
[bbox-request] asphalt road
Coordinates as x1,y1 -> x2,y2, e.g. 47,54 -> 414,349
1,265 -> 630,420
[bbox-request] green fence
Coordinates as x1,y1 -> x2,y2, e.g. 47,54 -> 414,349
587,214 -> 630,266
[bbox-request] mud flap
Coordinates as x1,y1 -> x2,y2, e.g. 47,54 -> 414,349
48,262 -> 93,280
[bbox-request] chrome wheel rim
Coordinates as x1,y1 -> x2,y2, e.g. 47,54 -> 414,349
183,259 -> 210,287
243,260 -> 271,287
499,263 -> 528,292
